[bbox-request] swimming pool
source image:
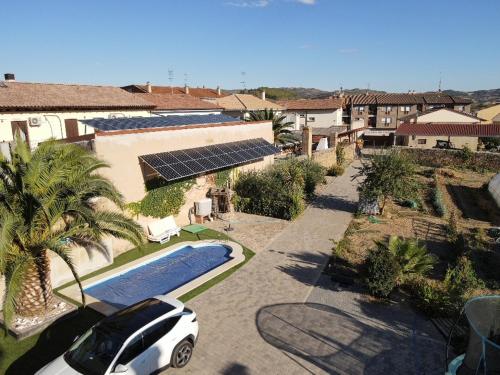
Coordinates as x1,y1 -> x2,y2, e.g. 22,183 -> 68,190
83,243 -> 232,309
57,241 -> 245,315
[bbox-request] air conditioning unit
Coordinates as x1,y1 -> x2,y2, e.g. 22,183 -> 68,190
194,198 -> 212,216
108,113 -> 126,119
29,117 -> 43,127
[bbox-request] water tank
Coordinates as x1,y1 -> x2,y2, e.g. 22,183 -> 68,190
195,198 -> 212,216
488,173 -> 500,208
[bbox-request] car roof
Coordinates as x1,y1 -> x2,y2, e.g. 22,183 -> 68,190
98,297 -> 183,337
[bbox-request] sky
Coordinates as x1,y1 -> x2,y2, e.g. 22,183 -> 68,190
1,0 -> 499,92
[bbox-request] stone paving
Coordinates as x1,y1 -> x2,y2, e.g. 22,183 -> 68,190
175,161 -> 445,375
203,212 -> 289,253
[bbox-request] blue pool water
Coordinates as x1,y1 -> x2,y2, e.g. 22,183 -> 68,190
85,244 -> 232,308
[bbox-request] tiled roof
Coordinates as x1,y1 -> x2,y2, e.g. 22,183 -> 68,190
135,93 -> 223,110
346,93 -> 471,106
122,85 -> 227,98
0,81 -> 155,110
277,97 -> 344,110
216,94 -> 283,111
395,122 -> 500,137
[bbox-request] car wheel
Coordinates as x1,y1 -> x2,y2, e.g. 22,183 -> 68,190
171,340 -> 193,368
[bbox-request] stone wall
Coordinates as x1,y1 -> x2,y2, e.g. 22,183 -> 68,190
399,147 -> 500,171
312,148 -> 336,168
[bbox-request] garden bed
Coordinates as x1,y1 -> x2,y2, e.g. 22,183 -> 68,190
330,166 -> 500,316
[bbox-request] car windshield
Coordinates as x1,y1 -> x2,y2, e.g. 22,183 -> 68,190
64,324 -> 126,375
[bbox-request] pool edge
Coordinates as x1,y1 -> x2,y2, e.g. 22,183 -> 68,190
58,240 -> 245,316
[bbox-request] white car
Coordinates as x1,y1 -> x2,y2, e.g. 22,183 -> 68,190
36,296 -> 198,375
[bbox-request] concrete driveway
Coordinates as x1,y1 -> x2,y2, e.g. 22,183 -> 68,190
175,161 -> 445,374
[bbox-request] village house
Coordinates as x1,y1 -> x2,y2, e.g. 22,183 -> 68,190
0,74 -> 155,149
214,92 -> 283,119
344,92 -> 472,146
132,92 -> 224,116
277,97 -> 345,130
477,103 -> 500,124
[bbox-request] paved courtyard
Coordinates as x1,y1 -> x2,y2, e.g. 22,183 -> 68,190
175,161 -> 445,375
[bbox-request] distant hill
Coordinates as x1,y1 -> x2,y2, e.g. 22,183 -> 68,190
228,87 -> 500,109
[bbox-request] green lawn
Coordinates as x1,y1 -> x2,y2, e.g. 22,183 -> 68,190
0,229 -> 254,374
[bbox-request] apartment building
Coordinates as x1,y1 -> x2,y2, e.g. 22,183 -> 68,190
343,92 -> 472,145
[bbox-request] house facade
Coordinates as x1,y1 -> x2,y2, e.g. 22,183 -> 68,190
277,98 -> 344,130
0,75 -> 154,149
344,92 -> 472,145
395,123 -> 500,150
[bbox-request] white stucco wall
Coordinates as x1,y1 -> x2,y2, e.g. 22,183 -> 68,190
284,109 -> 343,130
0,109 -> 151,147
416,110 -> 479,123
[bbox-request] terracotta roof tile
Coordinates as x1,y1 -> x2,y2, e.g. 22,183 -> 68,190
216,94 -> 283,111
277,97 -> 343,110
135,93 -> 223,110
345,93 -> 471,106
123,84 -> 228,98
395,122 -> 500,137
0,81 -> 155,110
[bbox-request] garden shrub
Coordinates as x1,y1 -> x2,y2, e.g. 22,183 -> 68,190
233,158 -> 324,220
215,168 -> 232,188
444,256 -> 484,312
128,179 -> 195,218
300,158 -> 326,198
336,142 -> 346,166
405,276 -> 451,317
364,246 -> 400,297
432,173 -> 447,217
459,146 -> 473,168
327,164 -> 345,177
376,236 -> 436,282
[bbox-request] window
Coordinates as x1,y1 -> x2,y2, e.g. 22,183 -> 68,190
456,105 -> 464,111
308,117 -> 315,122
116,334 -> 144,367
381,117 -> 392,125
385,106 -> 392,113
400,105 -> 411,113
357,106 -> 365,113
412,135 -> 416,140
299,114 -> 306,118
142,317 -> 181,351
418,139 -> 427,145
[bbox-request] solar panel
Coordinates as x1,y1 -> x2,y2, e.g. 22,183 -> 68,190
139,138 -> 278,182
81,114 -> 240,132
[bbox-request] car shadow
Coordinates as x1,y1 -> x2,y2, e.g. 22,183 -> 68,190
6,307 -> 103,375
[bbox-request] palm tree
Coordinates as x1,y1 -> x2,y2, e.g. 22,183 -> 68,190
247,109 -> 295,144
376,236 -> 436,281
0,137 -> 144,326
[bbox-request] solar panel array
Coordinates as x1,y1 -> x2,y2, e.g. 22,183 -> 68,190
140,138 -> 278,182
81,114 -> 240,132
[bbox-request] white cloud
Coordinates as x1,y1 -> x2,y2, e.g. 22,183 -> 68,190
225,0 -> 270,7
295,0 -> 316,4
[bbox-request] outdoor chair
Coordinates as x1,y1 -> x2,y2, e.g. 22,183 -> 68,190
147,215 -> 181,244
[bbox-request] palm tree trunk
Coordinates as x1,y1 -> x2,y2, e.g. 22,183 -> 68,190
15,251 -> 54,317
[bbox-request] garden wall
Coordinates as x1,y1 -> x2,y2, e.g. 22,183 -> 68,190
312,148 -> 336,167
399,147 -> 500,171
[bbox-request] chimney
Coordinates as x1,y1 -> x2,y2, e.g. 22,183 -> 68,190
146,81 -> 152,93
184,85 -> 189,95
302,126 -> 313,158
261,90 -> 266,101
4,73 -> 15,81
217,86 -> 221,96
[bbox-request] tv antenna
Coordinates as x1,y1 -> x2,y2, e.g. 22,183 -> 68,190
438,71 -> 442,92
168,69 -> 174,94
184,73 -> 189,86
240,71 -> 246,91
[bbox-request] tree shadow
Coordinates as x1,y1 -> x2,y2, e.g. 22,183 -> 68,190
6,307 -> 103,375
255,301 -> 445,375
309,194 -> 358,213
275,251 -> 331,289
